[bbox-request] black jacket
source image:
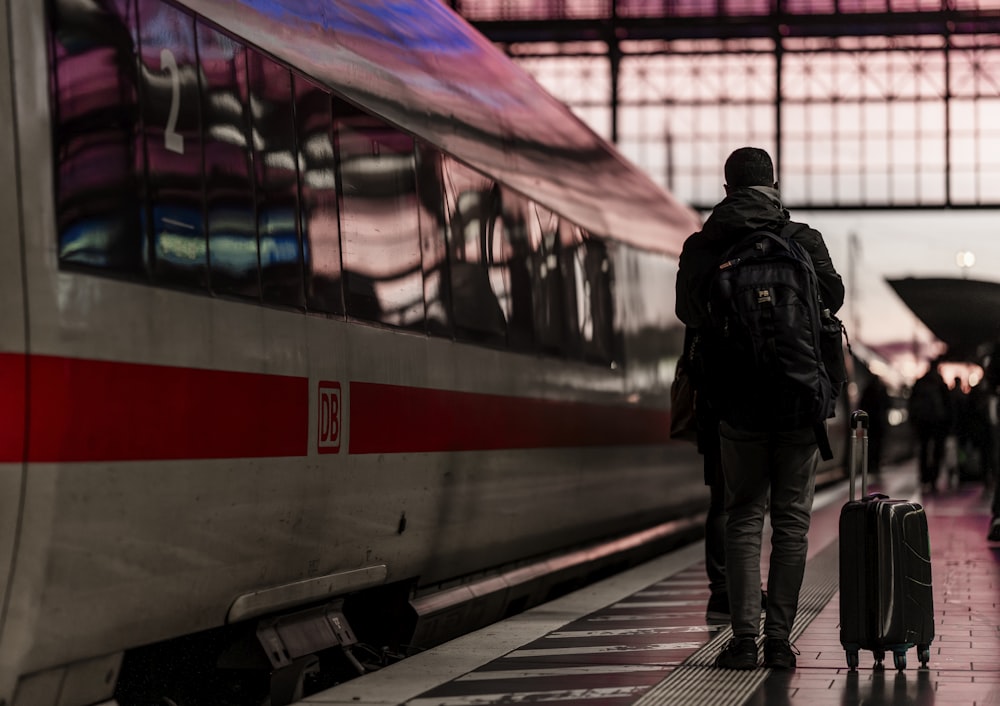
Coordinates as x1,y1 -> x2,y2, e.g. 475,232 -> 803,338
676,186 -> 845,328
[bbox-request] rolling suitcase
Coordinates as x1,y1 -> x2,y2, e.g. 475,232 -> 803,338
839,409 -> 935,670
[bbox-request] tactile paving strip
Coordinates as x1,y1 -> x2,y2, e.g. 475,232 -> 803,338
632,539 -> 841,706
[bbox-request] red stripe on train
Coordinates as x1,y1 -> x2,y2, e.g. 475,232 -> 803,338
0,355 -> 671,462
10,354 -> 309,462
0,353 -> 27,463
348,381 -> 671,454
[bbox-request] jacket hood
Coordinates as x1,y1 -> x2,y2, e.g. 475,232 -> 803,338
700,186 -> 789,242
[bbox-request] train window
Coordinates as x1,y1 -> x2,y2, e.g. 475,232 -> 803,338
529,204 -> 568,355
487,195 -> 516,343
498,188 -> 536,352
295,76 -> 344,316
49,0 -> 146,276
440,157 -> 508,345
414,144 -> 452,337
248,55 -> 305,309
196,22 -> 259,300
46,0 -> 614,366
575,238 -> 617,366
335,101 -> 425,329
136,0 -> 207,289
557,221 -> 585,359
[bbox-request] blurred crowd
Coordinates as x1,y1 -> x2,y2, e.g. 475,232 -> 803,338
867,355 -> 1000,541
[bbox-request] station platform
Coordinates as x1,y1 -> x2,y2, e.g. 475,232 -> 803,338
302,461 -> 1000,706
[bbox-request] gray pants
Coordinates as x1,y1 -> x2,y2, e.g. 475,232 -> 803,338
720,422 -> 819,640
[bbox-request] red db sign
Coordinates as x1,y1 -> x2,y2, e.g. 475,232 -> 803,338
318,382 -> 341,454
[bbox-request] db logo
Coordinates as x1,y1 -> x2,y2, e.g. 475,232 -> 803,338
318,382 -> 341,454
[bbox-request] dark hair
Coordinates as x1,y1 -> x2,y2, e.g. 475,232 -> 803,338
724,147 -> 775,187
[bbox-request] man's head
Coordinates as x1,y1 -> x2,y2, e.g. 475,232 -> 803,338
724,147 -> 775,191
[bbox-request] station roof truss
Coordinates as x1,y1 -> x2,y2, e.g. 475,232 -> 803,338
452,1 -> 1000,212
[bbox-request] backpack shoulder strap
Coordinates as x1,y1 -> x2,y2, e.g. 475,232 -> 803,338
748,229 -> 789,249
779,221 -> 810,239
719,229 -> 786,267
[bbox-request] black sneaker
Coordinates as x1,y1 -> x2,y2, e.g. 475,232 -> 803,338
706,592 -> 729,622
989,517 -> 1000,542
763,638 -> 799,669
715,636 -> 759,670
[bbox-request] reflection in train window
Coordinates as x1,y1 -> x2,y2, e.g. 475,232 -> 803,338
50,0 -> 145,276
414,145 -> 452,337
45,0 -> 618,368
557,220 -> 584,359
296,76 -> 343,316
575,238 -> 617,365
248,55 -> 305,309
336,101 -> 424,329
197,21 -> 259,300
440,157 -> 507,345
137,0 -> 207,289
498,188 -> 536,352
530,204 -> 568,354
555,224 -> 616,366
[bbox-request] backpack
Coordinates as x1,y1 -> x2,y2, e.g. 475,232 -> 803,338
698,226 -> 843,435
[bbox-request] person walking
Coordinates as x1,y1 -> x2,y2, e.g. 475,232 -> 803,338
676,329 -> 767,623
908,360 -> 951,495
858,375 -> 891,475
981,349 -> 1000,541
676,147 -> 845,671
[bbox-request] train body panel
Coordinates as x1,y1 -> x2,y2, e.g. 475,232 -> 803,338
0,0 -> 715,704
0,0 -> 31,699
8,332 -> 705,672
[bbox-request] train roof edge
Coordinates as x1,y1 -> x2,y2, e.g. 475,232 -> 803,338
177,0 -> 702,256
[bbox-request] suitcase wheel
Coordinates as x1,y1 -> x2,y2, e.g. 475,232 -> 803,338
846,650 -> 859,670
918,644 -> 931,668
893,650 -> 907,670
872,649 -> 885,670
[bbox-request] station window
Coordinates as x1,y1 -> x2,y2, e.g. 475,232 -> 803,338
335,101 -> 425,330
197,21 -> 259,300
49,0 -> 145,276
136,0 -> 207,289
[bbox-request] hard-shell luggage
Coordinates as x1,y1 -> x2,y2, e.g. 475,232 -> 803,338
839,409 -> 935,670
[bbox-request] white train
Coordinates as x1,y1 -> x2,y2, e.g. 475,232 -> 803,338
0,1 -> 843,705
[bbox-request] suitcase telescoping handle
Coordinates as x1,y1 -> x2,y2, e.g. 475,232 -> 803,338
849,410 -> 870,501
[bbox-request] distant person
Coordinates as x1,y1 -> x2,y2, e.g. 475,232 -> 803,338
676,147 -> 844,670
947,376 -> 970,484
990,488 -> 1000,542
961,380 -> 994,483
985,388 -> 1000,540
858,376 -> 891,475
908,360 -> 951,495
982,351 -> 1000,541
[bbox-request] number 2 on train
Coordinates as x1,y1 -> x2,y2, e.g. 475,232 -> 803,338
160,48 -> 184,154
